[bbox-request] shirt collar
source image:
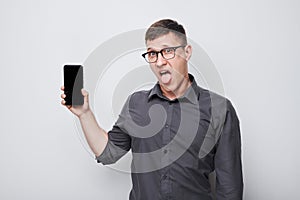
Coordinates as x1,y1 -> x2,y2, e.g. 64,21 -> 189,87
148,74 -> 200,105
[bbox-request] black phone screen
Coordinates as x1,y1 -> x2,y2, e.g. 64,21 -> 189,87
63,65 -> 84,105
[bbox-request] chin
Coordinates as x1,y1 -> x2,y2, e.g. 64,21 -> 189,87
161,83 -> 176,92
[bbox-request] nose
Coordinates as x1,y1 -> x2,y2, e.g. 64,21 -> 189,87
155,52 -> 167,68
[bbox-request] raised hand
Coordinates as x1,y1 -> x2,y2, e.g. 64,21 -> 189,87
60,86 -> 90,118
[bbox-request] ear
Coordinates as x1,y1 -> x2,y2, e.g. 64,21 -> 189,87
184,45 -> 192,61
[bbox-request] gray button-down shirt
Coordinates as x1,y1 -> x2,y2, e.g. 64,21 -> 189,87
96,74 -> 243,200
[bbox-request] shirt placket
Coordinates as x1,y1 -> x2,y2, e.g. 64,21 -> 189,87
160,100 -> 174,200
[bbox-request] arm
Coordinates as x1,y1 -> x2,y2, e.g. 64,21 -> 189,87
214,100 -> 244,200
78,110 -> 108,157
60,86 -> 108,157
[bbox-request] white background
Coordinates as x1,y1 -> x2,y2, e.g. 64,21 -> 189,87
1,0 -> 299,199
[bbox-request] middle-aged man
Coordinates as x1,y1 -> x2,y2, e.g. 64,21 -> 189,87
61,19 -> 244,200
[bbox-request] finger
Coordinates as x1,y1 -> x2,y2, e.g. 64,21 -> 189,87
61,93 -> 66,99
61,86 -> 65,91
61,100 -> 72,111
81,89 -> 88,96
82,89 -> 89,104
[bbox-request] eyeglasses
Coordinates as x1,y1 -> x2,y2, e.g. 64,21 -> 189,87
142,45 -> 186,63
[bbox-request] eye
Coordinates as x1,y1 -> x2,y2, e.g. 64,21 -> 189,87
148,52 -> 157,57
163,48 -> 174,54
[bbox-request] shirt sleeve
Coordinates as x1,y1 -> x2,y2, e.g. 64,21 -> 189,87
214,100 -> 244,200
95,125 -> 131,165
95,98 -> 132,165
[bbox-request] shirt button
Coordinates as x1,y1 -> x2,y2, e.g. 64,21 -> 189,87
165,124 -> 169,128
163,149 -> 168,154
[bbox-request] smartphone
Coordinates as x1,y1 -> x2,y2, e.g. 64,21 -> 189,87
63,64 -> 84,105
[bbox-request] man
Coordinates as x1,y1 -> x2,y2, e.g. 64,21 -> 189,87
61,19 -> 243,200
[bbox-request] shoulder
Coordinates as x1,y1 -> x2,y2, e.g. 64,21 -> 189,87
198,86 -> 235,112
125,89 -> 152,109
197,86 -> 239,126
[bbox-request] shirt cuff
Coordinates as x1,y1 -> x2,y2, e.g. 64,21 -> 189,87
95,140 -> 129,165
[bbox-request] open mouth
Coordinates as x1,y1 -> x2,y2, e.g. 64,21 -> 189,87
159,70 -> 172,84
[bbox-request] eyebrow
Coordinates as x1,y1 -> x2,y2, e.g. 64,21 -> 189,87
147,45 -> 171,51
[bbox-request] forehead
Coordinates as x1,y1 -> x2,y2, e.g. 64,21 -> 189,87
146,32 -> 182,50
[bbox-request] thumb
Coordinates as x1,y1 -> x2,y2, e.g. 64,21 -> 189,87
81,89 -> 89,104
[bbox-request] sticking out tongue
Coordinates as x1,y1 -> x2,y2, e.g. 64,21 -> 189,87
161,73 -> 171,84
